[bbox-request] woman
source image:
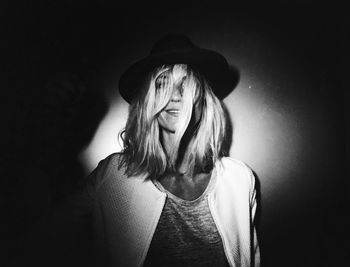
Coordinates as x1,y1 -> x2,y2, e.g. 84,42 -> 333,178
86,34 -> 260,267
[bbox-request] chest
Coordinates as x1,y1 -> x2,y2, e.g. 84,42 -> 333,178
143,193 -> 229,267
158,172 -> 212,201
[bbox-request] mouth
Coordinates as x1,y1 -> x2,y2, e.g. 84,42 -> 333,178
165,109 -> 180,116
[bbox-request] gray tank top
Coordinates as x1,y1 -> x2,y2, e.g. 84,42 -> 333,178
143,171 -> 229,267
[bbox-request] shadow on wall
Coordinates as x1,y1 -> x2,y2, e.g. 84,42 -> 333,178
38,72 -> 108,203
2,70 -> 108,266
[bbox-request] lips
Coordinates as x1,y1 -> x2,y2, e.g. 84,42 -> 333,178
165,109 -> 180,116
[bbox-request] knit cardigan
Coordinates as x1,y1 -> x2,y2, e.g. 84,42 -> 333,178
85,153 -> 260,267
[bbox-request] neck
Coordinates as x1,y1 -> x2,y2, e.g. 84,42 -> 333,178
161,130 -> 177,156
161,129 -> 192,174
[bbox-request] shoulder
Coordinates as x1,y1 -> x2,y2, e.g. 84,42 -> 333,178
99,152 -> 123,169
216,157 -> 255,190
86,153 -> 125,191
218,157 -> 253,176
95,152 -> 123,175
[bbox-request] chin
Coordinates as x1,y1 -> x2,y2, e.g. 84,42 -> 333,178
158,114 -> 179,133
161,124 -> 177,133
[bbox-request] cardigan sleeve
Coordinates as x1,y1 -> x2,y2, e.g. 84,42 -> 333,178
84,152 -> 122,199
249,170 -> 261,267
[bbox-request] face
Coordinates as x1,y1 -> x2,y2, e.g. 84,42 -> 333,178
156,68 -> 184,133
155,66 -> 201,134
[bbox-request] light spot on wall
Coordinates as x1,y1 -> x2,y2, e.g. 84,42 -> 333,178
78,90 -> 128,174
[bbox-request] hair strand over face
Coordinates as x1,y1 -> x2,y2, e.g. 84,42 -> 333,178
119,64 -> 228,180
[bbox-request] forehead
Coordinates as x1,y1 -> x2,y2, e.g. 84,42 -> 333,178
155,64 -> 189,81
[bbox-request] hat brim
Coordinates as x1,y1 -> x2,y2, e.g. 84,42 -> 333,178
119,48 -> 239,103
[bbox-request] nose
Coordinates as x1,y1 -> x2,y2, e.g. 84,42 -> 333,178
171,84 -> 182,102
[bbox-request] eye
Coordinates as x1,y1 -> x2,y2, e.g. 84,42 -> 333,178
180,75 -> 190,89
155,70 -> 171,90
178,77 -> 187,95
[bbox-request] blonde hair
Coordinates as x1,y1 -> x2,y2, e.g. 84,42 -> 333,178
119,64 -> 228,180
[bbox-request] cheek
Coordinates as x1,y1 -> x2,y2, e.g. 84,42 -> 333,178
158,114 -> 166,127
193,104 -> 202,124
157,113 -> 177,132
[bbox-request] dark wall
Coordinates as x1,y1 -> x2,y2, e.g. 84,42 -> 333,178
1,1 -> 348,266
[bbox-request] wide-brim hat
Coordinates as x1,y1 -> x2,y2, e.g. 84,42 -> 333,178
119,34 -> 238,103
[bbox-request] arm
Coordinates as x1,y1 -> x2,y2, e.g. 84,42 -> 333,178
250,173 -> 261,267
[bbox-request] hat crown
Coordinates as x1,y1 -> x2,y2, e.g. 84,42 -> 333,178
150,34 -> 197,55
119,33 -> 238,103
